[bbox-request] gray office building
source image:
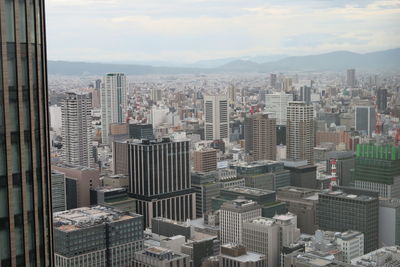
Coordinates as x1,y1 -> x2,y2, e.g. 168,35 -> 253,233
192,172 -> 221,218
355,106 -> 376,136
53,206 -> 143,267
129,123 -> 154,139
277,186 -> 319,234
379,198 -> 400,246
317,187 -> 379,253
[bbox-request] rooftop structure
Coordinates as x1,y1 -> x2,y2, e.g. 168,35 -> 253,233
351,246 -> 400,267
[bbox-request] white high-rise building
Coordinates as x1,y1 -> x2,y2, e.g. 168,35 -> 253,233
242,217 -> 280,267
220,198 -> 261,244
204,94 -> 229,140
101,73 -> 127,144
286,101 -> 315,164
61,92 -> 94,167
265,92 -> 293,125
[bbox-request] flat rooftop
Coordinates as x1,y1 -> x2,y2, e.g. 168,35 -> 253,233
320,190 -> 377,202
53,206 -> 138,232
222,186 -> 275,196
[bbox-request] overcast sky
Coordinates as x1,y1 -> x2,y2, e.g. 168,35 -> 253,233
46,0 -> 400,63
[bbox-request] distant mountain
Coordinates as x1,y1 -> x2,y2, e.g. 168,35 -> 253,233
48,60 -> 208,76
48,48 -> 400,75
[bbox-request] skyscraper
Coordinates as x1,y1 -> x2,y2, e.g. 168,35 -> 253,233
244,113 -> 277,161
286,102 -> 315,164
61,92 -> 94,167
127,137 -> 196,227
0,0 -> 53,265
347,69 -> 356,87
355,106 -> 376,136
101,73 -> 127,144
376,88 -> 388,112
270,73 -> 277,89
299,86 -> 311,104
204,94 -> 229,141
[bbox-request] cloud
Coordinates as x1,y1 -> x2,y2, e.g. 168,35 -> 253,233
45,0 -> 400,62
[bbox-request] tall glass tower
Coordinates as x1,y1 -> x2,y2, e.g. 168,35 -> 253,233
0,0 -> 53,266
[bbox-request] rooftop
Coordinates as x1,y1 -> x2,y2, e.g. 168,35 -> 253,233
222,186 -> 275,196
320,189 -> 377,202
351,246 -> 400,266
53,206 -> 139,232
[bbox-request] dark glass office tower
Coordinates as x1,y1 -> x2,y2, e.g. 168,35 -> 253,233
0,0 -> 53,266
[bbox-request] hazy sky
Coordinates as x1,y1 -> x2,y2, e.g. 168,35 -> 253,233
46,0 -> 400,63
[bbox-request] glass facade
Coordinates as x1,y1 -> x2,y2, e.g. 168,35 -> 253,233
0,0 -> 53,266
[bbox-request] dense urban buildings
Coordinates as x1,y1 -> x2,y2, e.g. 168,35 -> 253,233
37,1 -> 400,264
0,1 -> 54,265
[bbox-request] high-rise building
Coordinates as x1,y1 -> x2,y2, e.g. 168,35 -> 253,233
242,217 -> 280,267
191,172 -> 220,218
355,106 -> 376,136
244,113 -> 277,161
286,102 -> 315,164
101,73 -> 127,144
228,85 -> 236,105
346,69 -> 356,87
299,86 -> 311,104
61,92 -> 94,167
264,92 -> 293,125
270,73 -> 277,89
220,198 -> 261,244
0,1 -> 53,265
51,171 -> 66,213
204,94 -> 229,141
95,79 -> 102,90
53,206 -> 143,267
127,138 -> 196,227
317,187 -> 379,253
354,144 -> 400,198
376,88 -> 388,112
193,148 -> 217,173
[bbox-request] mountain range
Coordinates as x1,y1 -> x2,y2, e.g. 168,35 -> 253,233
48,48 -> 400,76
